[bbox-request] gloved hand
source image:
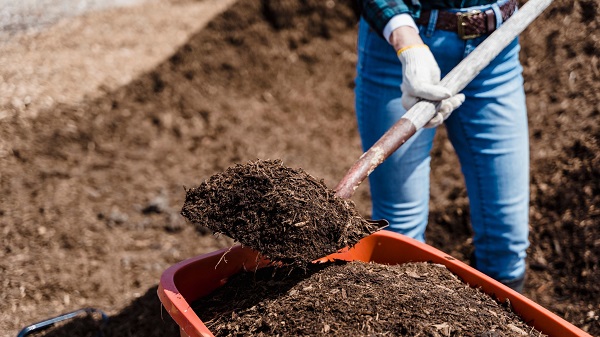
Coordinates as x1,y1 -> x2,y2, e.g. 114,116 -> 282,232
397,44 -> 465,128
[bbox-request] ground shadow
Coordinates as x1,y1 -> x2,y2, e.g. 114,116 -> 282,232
28,286 -> 179,337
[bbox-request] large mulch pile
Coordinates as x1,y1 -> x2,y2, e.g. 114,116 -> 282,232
195,261 -> 543,336
1,0 -> 598,336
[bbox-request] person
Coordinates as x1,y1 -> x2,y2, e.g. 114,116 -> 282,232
355,0 -> 528,292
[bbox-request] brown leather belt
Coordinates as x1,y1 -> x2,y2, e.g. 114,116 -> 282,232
415,0 -> 518,39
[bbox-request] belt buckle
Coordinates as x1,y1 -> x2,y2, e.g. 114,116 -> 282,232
457,9 -> 482,40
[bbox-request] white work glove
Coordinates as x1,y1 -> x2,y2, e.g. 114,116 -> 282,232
397,44 -> 465,128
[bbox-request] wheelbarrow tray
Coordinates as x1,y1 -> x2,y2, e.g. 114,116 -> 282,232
158,231 -> 591,337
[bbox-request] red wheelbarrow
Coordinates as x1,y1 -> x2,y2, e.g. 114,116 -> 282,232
158,231 -> 591,337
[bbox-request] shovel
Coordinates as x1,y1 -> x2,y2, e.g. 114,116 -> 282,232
335,0 -> 554,199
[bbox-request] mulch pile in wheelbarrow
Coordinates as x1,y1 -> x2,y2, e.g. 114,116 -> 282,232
182,160 -> 543,336
181,159 -> 383,265
193,260 -> 544,336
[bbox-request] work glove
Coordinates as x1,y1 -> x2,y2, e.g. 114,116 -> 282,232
397,44 -> 465,128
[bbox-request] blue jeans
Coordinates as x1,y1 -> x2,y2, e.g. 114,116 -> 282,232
355,1 -> 529,284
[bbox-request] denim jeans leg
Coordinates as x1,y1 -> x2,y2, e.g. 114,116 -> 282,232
443,38 -> 530,283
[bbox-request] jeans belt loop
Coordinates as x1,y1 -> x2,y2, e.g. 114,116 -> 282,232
491,3 -> 503,29
425,9 -> 438,38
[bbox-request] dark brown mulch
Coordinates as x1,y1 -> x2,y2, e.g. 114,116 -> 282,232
181,159 -> 383,264
194,261 -> 544,337
3,0 -> 599,335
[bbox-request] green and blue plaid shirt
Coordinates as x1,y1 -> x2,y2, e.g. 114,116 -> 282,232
358,0 -> 498,35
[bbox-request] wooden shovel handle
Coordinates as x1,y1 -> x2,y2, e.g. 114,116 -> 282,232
335,0 -> 554,199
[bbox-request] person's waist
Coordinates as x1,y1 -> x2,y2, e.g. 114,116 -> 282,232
421,0 -> 503,12
416,0 -> 518,39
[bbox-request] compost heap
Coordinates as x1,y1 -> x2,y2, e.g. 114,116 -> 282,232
181,159 -> 384,264
194,260 -> 544,336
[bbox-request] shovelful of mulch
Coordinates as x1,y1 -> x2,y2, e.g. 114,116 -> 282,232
181,159 -> 384,264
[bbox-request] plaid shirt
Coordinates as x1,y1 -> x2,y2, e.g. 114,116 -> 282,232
358,0 -> 497,35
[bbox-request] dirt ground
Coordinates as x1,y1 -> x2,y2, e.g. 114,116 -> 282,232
0,0 -> 148,39
1,0 -> 598,336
